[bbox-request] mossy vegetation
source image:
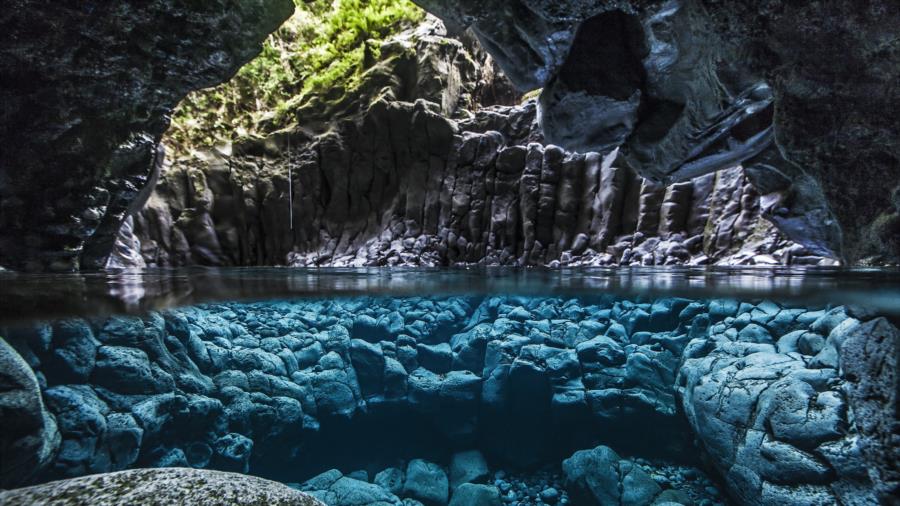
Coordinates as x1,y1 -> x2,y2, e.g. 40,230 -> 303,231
167,0 -> 425,152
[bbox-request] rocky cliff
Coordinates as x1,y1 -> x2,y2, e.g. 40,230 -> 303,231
122,99 -> 824,268
3,1 -> 896,269
0,0 -> 294,271
111,19 -> 828,269
413,0 -> 900,265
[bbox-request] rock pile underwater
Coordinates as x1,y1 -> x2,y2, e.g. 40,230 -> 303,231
2,294 -> 897,505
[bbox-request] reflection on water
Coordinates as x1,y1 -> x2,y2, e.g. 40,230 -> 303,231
1,266 -> 900,322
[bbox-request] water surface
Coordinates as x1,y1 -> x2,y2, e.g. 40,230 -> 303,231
2,266 -> 900,323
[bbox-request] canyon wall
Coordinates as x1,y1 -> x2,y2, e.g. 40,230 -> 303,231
413,0 -> 900,265
120,99 -> 824,268
112,20 -> 825,268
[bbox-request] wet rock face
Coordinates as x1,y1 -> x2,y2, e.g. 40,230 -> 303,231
0,0 -> 294,271
414,0 -> 900,263
677,306 -> 874,505
2,296 -> 894,505
839,317 -> 900,501
124,99 -> 824,268
0,338 -> 60,488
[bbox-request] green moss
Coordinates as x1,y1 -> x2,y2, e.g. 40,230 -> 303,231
168,0 -> 424,152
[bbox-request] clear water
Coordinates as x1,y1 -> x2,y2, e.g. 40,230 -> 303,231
1,267 -> 897,505
2,266 -> 900,323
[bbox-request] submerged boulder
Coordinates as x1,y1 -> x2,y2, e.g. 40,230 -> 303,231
404,459 -> 449,506
562,445 -> 661,506
448,483 -> 501,506
678,308 -> 879,505
0,339 -> 60,488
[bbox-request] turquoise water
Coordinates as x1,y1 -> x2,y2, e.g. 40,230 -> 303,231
0,268 -> 896,505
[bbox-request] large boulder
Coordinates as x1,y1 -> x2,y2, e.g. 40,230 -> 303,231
448,483 -> 501,506
678,312 -> 878,505
840,317 -> 900,501
301,469 -> 403,506
449,450 -> 489,489
0,338 -> 60,488
0,467 -> 324,505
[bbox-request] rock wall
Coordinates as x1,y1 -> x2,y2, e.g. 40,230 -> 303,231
122,99 -> 825,268
2,296 -> 896,504
413,0 -> 900,264
0,0 -> 294,271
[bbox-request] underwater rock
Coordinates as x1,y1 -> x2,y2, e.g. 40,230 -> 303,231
0,467 -> 323,505
375,467 -> 407,497
0,339 -> 60,488
46,319 -> 98,384
562,445 -> 662,506
840,317 -> 900,501
403,459 -> 450,506
448,483 -> 501,506
449,450 -> 489,489
677,308 -> 877,505
2,295 -> 891,506
301,469 -> 403,506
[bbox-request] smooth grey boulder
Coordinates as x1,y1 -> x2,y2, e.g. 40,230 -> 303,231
0,468 -> 324,505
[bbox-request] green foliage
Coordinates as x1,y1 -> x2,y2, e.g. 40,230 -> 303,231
168,0 -> 424,152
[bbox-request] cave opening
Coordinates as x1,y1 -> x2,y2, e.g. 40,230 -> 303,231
558,10 -> 648,101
